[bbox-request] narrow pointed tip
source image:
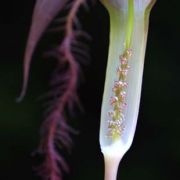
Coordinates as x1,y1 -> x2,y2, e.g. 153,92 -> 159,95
16,80 -> 28,103
16,49 -> 32,103
16,91 -> 26,103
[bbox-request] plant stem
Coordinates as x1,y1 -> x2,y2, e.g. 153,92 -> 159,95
104,154 -> 122,180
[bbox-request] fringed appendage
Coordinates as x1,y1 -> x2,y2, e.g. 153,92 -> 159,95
17,0 -> 89,180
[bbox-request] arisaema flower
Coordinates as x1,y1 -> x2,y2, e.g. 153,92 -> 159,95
100,0 -> 156,179
17,0 -> 156,180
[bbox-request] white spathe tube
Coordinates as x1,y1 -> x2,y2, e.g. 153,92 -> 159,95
99,0 -> 156,180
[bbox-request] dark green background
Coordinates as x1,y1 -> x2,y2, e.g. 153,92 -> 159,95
0,0 -> 179,179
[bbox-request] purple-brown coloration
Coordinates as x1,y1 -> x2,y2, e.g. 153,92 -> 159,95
18,0 -> 88,180
17,0 -> 68,101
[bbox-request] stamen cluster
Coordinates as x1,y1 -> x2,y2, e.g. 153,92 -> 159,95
107,49 -> 132,140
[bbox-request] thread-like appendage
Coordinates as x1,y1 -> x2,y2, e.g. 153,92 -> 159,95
107,49 -> 132,140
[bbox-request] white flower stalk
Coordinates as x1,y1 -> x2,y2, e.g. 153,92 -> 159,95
99,0 -> 156,180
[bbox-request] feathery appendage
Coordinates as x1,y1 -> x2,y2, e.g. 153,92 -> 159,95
18,0 -> 89,180
100,0 -> 156,180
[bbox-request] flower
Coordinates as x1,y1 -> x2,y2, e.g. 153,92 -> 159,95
99,0 -> 156,179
